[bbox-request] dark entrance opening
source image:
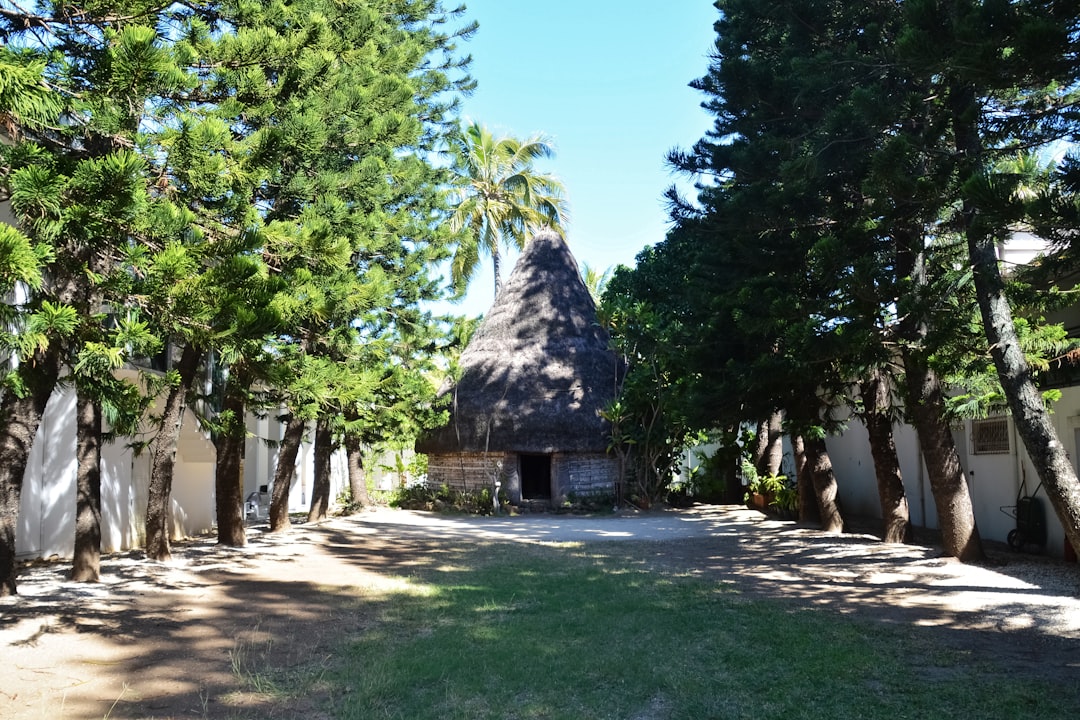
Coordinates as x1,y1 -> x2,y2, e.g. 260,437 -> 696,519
520,454 -> 552,500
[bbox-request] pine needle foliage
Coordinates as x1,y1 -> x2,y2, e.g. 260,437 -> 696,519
0,0 -> 476,571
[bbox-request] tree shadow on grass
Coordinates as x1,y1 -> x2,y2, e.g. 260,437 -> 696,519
2,505 -> 1079,718
1,528 -> 480,719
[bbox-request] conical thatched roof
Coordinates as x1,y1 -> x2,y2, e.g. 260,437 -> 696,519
417,230 -> 619,455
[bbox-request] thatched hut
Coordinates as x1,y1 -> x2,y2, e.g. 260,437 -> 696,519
417,230 -> 621,506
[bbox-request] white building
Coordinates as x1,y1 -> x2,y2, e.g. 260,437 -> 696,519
829,231 -> 1080,559
16,374 -> 348,559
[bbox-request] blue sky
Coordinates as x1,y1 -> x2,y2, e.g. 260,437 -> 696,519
437,1 -> 720,317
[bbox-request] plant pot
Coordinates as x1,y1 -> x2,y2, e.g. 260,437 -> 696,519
751,493 -> 772,512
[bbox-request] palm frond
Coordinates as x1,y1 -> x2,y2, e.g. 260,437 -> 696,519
446,121 -> 570,295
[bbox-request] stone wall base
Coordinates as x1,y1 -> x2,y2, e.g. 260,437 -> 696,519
426,452 -> 618,506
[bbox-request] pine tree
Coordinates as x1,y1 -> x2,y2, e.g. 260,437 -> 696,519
136,0 -> 473,547
225,0 -> 471,528
645,0 -> 1080,556
1,0 -> 474,576
0,2 -> 179,585
660,0 -> 904,533
0,48 -> 67,595
896,0 -> 1080,555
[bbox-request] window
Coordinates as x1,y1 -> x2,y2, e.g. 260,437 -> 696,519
972,417 -> 1010,454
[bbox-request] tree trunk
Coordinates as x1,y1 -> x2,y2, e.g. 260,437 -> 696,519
861,369 -> 912,544
307,417 -> 333,523
269,414 -> 305,532
214,368 -> 247,547
969,236 -> 1080,558
895,217 -> 985,562
756,411 -> 784,477
792,433 -> 819,525
717,425 -> 743,504
145,343 -> 202,561
803,435 -> 843,533
751,417 -> 769,470
346,432 -> 370,510
789,387 -> 829,526
0,393 -> 42,596
902,354 -> 985,562
950,82 -> 1080,561
492,247 -> 503,299
71,391 -> 102,583
0,352 -> 59,596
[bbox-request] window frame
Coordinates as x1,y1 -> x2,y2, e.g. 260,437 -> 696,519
971,416 -> 1010,455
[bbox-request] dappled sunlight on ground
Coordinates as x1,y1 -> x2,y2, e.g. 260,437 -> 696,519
0,522 -> 450,719
2,503 -> 1079,718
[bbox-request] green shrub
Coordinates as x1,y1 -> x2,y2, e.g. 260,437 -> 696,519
388,483 -> 499,515
563,492 -> 616,513
769,478 -> 798,513
336,486 -> 363,515
689,450 -> 730,502
388,484 -> 437,510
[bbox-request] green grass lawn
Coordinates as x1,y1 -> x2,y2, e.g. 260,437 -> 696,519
285,542 -> 1075,720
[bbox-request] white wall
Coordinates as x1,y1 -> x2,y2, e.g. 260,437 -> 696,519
169,404 -> 216,539
827,418 -> 934,528
100,428 -> 139,553
17,388 -> 76,558
243,414 -> 348,514
829,388 -> 1080,558
17,385 -> 381,561
17,384 -> 217,559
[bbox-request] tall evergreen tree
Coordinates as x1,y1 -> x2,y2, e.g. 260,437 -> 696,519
137,0 -> 472,547
0,47 -> 69,595
646,0 -> 1079,556
0,1 -> 181,583
1,0 -> 474,576
227,0 -> 471,529
661,0 -> 901,533
896,0 -> 1080,554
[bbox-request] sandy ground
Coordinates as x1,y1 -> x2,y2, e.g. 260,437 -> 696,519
2,505 -> 1079,719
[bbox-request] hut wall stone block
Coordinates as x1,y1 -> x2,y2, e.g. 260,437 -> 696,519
554,454 -> 618,501
426,452 -> 617,506
426,453 -> 509,493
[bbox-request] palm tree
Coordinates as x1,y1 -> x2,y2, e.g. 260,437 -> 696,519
448,121 -> 569,299
580,262 -> 613,303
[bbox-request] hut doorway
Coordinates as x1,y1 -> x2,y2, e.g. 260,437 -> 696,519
520,454 -> 552,500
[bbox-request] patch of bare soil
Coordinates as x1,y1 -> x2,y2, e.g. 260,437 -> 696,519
1,505 -> 1078,719
0,519 -> 458,720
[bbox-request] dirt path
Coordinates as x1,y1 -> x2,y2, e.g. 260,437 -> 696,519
2,506 -> 1079,719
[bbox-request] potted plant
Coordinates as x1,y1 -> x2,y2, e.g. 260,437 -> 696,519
743,467 -> 795,518
741,459 -> 769,511
767,478 -> 798,520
